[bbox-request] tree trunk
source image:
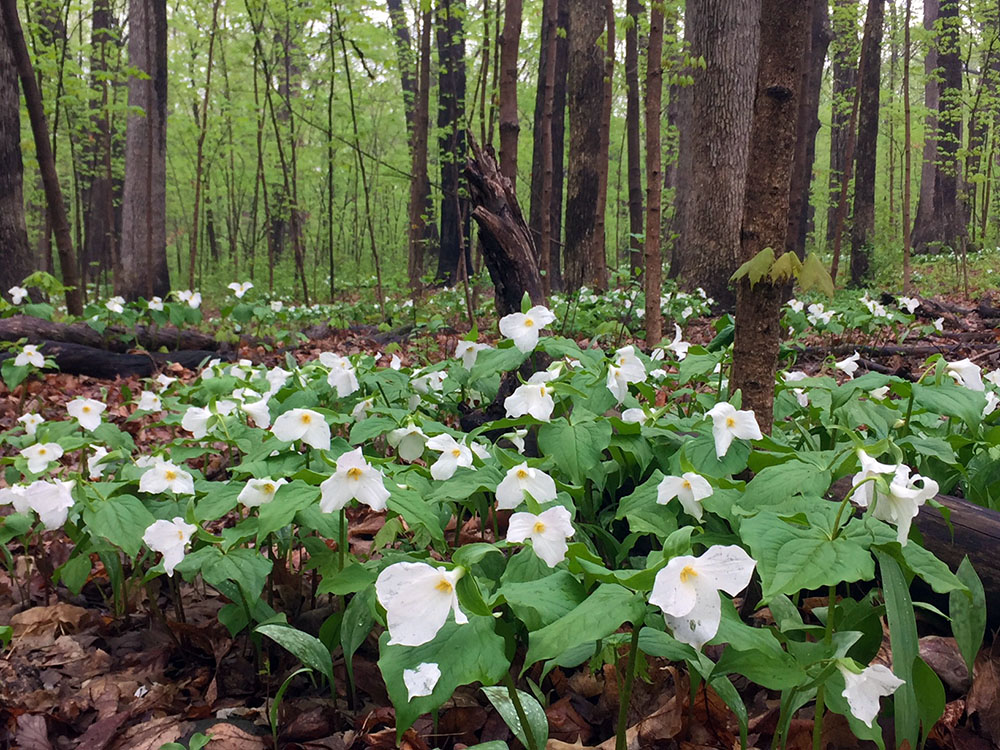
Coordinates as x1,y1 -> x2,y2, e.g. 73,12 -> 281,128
901,0 -> 913,293
0,11 -> 33,301
625,0 -> 644,278
643,4 -> 663,347
1,0 -> 83,314
592,0 -> 614,290
119,0 -> 170,302
563,0 -> 607,292
731,0 -> 812,431
531,0 -> 559,294
498,0 -> 521,186
786,0 -> 829,259
912,0 -> 966,254
910,0 -> 940,250
670,0 -> 760,310
848,0 -> 885,286
824,0 -> 859,247
435,0 -> 469,285
386,0 -> 417,137
408,4 -> 435,290
549,0 -> 569,292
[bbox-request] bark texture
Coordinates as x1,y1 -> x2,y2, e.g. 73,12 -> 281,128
824,0 -> 859,246
625,0 -> 644,277
670,0 -> 760,309
910,0 -> 939,248
731,0 -> 812,431
563,0 -> 608,292
643,4 -> 664,347
407,5 -> 435,289
498,0 -> 521,186
119,0 -> 171,301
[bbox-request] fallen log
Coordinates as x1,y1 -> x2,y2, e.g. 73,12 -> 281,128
0,315 -> 221,353
789,342 -> 959,359
0,341 -> 223,380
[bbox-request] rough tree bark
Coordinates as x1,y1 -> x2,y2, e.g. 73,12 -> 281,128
731,0 -> 812,431
910,0 -> 939,249
1,0 -> 83,314
119,0 -> 170,301
825,0 -> 859,247
848,0 -> 885,286
592,0 -> 614,282
670,0 -> 760,309
643,3 -> 663,347
625,0 -> 644,278
407,4 -> 435,290
0,11 -> 33,301
498,0 -> 521,186
564,0 -> 608,292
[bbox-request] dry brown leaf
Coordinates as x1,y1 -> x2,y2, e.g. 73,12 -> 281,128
967,643 -> 1000,743
10,603 -> 91,638
109,715 -> 188,750
15,713 -> 52,750
919,635 -> 971,693
190,722 -> 269,750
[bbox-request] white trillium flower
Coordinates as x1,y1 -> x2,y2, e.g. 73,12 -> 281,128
425,434 -> 474,480
505,379 -> 555,421
22,479 -> 76,529
932,317 -> 944,332
945,358 -> 985,391
984,391 -> 999,418
850,449 -> 899,508
666,324 -> 690,361
857,464 -> 938,546
175,289 -> 192,303
807,303 -> 834,326
14,344 -> 44,368
412,369 -> 447,395
136,391 -> 162,412
648,545 -> 757,650
105,296 -> 126,314
21,442 -> 64,474
142,517 -> 197,577
375,562 -> 468,646
320,448 -> 390,513
228,281 -> 254,298
270,300 -> 283,313
321,353 -> 360,397
187,292 -> 202,309
403,662 -> 442,701
387,423 -> 428,462
265,366 -> 292,395
271,408 -> 331,451
139,460 -> 195,495
455,340 -> 491,370
67,398 -> 106,431
606,346 -> 647,403
835,352 -> 862,379
17,413 -> 44,436
498,305 -> 557,353
9,286 -> 28,304
181,406 -> 213,439
506,506 -> 575,567
788,298 -> 804,313
148,297 -> 164,311
502,428 -> 528,453
155,373 -> 177,390
0,484 -> 26,508
838,663 -> 905,728
351,397 -> 375,422
389,354 -> 403,370
657,472 -> 713,522
87,446 -> 111,479
621,407 -> 648,424
898,296 -> 920,314
495,463 -> 558,510
783,371 -> 810,408
984,368 -> 1000,388
242,398 -> 271,429
705,402 -> 763,459
869,385 -> 891,400
238,477 -> 288,508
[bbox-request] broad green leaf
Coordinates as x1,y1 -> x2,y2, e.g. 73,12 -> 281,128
501,570 -> 587,631
83,495 -> 155,558
684,434 -> 751,477
256,482 -> 320,542
537,413 -> 612,486
912,656 -> 946,740
481,686 -> 549,750
342,587 -> 376,698
740,460 -> 831,510
256,623 -> 335,687
912,383 -> 985,428
799,253 -> 835,297
877,551 -> 919,750
614,470 -> 680,538
950,556 -> 986,674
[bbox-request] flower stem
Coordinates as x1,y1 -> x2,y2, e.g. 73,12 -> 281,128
338,508 -> 347,571
616,622 -> 643,750
812,584 -> 837,750
502,671 -> 538,750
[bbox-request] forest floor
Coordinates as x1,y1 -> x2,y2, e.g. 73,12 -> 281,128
1,292 -> 999,750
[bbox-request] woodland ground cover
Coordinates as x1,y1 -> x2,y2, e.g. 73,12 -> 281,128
0,271 -> 999,750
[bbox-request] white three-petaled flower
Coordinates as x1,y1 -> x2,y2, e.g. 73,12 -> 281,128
271,408 -> 331,451
455,340 -> 491,370
498,305 -> 556,353
657,472 -> 713,522
67,398 -> 106,432
425,434 -> 474,480
505,376 -> 555,421
850,449 -> 899,508
838,663 -> 905,728
506,505 -> 575,567
17,413 -> 44,436
142,517 -> 197,576
855,463 -> 938,546
835,352 -> 862,379
666,324 -> 690,361
648,545 -> 756,650
375,562 -> 468,646
705,402 -> 763,459
945,358 -> 985,391
387,422 -> 427,462
228,281 -> 254,298
20,479 -> 76,530
21,442 -> 63,474
495,463 -> 558,510
136,391 -> 162,412
139,459 -> 195,495
320,448 -> 390,513
320,352 -> 359,397
606,345 -> 647,403
9,286 -> 28,304
238,477 -> 288,508
14,344 -> 44,368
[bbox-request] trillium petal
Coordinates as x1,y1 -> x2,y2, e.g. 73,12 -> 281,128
839,663 -> 904,728
648,556 -> 700,618
693,545 -> 756,596
663,580 -> 723,650
376,562 -> 466,646
403,662 -> 442,700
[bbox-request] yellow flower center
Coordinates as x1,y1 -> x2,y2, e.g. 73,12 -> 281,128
516,469 -> 529,480
726,417 -> 736,428
38,448 -> 46,455
682,480 -> 691,490
263,483 -> 275,493
176,529 -> 185,540
300,413 -> 312,424
83,406 -> 91,413
451,448 -> 462,458
524,318 -> 534,327
165,470 -> 177,481
539,386 -> 547,397
680,565 -> 698,583
347,467 -> 363,480
533,521 -> 546,533
435,578 -> 454,593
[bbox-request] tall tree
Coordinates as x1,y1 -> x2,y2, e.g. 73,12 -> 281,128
731,0 -> 813,429
1,0 -> 83,313
848,0 -> 885,285
0,9 -> 33,299
909,0 -> 939,246
435,0 -> 469,285
407,4 -> 435,290
902,0 -> 913,292
643,2 -> 663,346
593,0 -> 614,279
670,0 -> 760,309
625,0 -> 644,277
824,0 -> 859,246
911,0 -> 966,253
564,0 -> 608,292
119,0 -> 170,301
498,0 -> 521,185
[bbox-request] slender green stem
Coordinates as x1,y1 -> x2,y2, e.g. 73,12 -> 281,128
812,584 -> 837,750
502,671 -> 538,750
338,508 -> 347,571
616,623 -> 643,750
